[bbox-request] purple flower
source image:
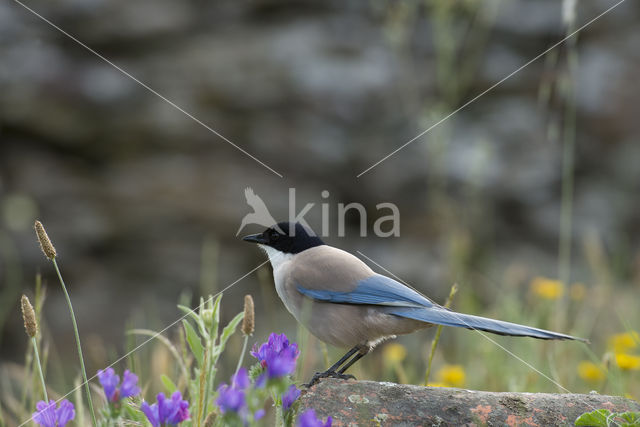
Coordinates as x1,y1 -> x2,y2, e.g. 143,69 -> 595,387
251,333 -> 300,379
231,368 -> 250,390
97,368 -> 119,401
216,385 -> 246,414
141,391 -> 190,427
120,370 -> 141,398
297,409 -> 332,427
32,400 -> 75,427
282,384 -> 300,412
254,409 -> 266,420
216,368 -> 249,415
97,367 -> 140,402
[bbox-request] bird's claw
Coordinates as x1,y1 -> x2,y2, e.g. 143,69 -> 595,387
304,371 -> 357,388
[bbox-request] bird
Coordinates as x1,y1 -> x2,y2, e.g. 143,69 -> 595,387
242,222 -> 588,387
235,188 -> 281,236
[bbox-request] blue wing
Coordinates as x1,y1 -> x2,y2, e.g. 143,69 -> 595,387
296,274 -> 586,341
296,274 -> 435,308
387,307 -> 585,341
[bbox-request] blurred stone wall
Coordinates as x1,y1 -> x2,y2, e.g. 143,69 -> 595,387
1,0 -> 639,372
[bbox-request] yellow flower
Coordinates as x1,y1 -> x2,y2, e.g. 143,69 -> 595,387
383,343 -> 407,364
609,331 -> 639,354
426,382 -> 449,387
615,353 -> 640,371
437,364 -> 466,387
570,283 -> 587,301
577,361 -> 606,382
530,277 -> 564,300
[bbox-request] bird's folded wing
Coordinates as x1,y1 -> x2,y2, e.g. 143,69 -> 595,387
296,274 -> 435,308
295,272 -> 587,341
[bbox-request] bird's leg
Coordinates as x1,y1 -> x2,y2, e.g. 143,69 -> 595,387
304,345 -> 365,388
337,351 -> 366,375
325,346 -> 360,373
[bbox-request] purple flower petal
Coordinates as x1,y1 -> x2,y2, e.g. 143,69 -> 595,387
97,368 -> 119,401
142,391 -> 190,426
166,391 -> 190,424
254,409 -> 266,420
297,409 -> 332,427
32,400 -> 56,427
97,367 -> 140,402
141,401 -> 160,427
55,400 -> 76,427
32,400 -> 75,427
120,370 -> 141,398
251,333 -> 300,379
157,393 -> 178,424
265,346 -> 298,378
231,368 -> 250,390
255,373 -> 267,388
177,399 -> 190,423
282,384 -> 301,412
216,384 -> 246,414
269,333 -> 286,353
250,342 -> 261,360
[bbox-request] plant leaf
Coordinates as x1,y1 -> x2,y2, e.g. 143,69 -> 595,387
618,411 -> 640,427
218,311 -> 244,354
161,374 -> 178,394
575,409 -> 611,427
123,401 -> 146,422
183,319 -> 204,366
211,294 -> 223,338
177,304 -> 200,323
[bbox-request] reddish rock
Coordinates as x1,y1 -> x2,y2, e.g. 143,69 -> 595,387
300,379 -> 640,426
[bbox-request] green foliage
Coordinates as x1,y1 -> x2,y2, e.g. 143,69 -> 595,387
575,409 -> 612,427
182,318 -> 204,366
619,412 -> 640,426
575,409 -> 640,427
180,294 -> 244,426
160,374 -> 178,394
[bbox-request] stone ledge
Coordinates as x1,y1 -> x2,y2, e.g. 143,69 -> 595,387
300,379 -> 639,426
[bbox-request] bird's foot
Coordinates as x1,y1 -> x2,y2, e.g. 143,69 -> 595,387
304,370 -> 356,388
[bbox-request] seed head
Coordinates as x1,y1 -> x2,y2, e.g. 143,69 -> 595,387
242,295 -> 254,336
34,220 -> 57,260
21,295 -> 38,338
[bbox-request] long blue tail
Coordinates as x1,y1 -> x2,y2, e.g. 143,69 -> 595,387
388,307 -> 587,342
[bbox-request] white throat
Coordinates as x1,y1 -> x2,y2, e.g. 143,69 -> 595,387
258,245 -> 294,271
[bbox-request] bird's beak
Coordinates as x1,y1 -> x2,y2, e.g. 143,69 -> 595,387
242,233 -> 268,244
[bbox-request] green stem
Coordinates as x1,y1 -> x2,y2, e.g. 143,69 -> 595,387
52,258 -> 97,427
424,284 -> 458,386
424,325 -> 444,386
197,348 -> 209,427
202,338 -> 215,419
32,337 -> 48,402
275,406 -> 284,427
557,25 -> 578,332
234,335 -> 249,377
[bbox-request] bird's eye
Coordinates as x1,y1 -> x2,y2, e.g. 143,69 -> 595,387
270,231 -> 279,240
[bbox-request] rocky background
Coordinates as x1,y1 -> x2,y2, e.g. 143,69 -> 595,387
1,0 -> 639,390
